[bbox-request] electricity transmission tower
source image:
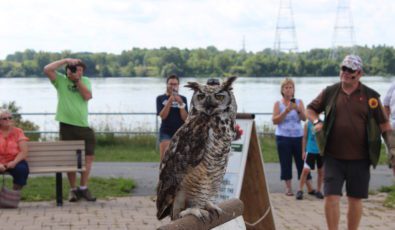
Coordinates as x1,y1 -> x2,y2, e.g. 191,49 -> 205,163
273,0 -> 298,54
330,0 -> 356,59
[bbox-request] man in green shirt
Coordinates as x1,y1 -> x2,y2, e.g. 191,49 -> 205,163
44,58 -> 96,202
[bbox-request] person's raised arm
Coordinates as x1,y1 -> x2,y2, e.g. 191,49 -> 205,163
74,79 -> 92,101
43,58 -> 80,81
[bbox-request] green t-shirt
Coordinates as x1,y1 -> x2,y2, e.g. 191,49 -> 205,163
51,72 -> 91,127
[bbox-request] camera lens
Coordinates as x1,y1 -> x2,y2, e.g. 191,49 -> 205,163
69,65 -> 77,73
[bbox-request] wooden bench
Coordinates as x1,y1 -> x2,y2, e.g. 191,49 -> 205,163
26,140 -> 86,206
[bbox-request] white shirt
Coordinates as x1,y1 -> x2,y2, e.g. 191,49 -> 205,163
383,82 -> 395,128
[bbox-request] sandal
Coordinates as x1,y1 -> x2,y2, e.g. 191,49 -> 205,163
285,189 -> 294,196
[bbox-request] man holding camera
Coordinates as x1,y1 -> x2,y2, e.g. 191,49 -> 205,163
44,58 -> 96,202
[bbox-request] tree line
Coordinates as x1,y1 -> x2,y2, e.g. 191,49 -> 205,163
1,45 -> 395,78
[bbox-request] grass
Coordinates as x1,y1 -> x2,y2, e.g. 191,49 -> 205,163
2,176 -> 135,202
95,134 -> 159,162
94,134 -> 394,164
379,185 -> 395,208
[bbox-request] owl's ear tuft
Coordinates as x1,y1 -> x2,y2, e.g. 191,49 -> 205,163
222,76 -> 237,91
185,82 -> 201,92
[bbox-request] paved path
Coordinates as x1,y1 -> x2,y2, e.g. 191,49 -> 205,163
1,193 -> 394,230
90,162 -> 394,196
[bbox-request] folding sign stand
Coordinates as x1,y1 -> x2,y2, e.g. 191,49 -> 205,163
214,113 -> 276,230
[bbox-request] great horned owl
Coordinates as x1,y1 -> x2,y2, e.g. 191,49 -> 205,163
156,76 -> 237,221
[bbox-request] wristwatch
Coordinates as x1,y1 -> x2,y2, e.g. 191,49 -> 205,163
313,118 -> 322,126
178,103 -> 186,109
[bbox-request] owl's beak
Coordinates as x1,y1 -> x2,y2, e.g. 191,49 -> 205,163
203,97 -> 216,115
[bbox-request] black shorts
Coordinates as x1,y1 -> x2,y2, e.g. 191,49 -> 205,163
323,155 -> 370,198
304,152 -> 323,170
59,122 -> 96,156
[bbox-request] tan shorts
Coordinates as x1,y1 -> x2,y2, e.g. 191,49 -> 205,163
59,122 -> 96,156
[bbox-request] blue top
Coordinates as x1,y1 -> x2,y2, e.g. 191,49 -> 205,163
275,99 -> 303,137
156,94 -> 188,137
306,121 -> 320,154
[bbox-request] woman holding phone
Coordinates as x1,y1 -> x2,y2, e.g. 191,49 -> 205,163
272,78 -> 313,196
156,75 -> 188,161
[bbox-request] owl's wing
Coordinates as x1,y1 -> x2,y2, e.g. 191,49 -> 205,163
156,116 -> 208,220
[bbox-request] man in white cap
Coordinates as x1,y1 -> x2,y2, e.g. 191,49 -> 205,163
306,54 -> 394,230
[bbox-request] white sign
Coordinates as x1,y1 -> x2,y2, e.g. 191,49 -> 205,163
215,119 -> 253,202
213,119 -> 254,230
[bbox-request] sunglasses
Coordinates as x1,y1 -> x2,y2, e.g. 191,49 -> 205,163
341,66 -> 357,74
0,116 -> 12,121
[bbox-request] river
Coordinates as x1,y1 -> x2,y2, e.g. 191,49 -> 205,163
1,76 -> 394,132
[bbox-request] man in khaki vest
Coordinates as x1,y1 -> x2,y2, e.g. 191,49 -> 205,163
307,54 -> 394,230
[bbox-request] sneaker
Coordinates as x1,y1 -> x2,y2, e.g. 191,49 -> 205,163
315,191 -> 324,199
308,189 -> 316,196
296,190 -> 303,200
68,190 -> 80,202
78,188 -> 96,202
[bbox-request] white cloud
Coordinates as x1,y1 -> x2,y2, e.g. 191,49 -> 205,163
0,0 -> 394,59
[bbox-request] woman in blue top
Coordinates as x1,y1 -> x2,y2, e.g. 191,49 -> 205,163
156,75 -> 188,161
296,120 -> 324,200
272,78 -> 312,196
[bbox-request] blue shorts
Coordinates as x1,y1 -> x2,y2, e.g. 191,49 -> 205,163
7,160 -> 29,186
159,132 -> 173,142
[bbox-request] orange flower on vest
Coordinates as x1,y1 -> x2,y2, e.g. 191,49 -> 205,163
368,98 -> 378,109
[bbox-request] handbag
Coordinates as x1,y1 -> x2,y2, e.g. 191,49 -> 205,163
0,174 -> 21,208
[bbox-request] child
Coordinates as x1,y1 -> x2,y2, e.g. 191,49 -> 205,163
296,120 -> 324,200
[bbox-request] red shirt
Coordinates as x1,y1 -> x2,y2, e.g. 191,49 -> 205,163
0,127 -> 29,164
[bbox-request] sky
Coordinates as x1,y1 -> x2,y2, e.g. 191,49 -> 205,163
0,0 -> 394,59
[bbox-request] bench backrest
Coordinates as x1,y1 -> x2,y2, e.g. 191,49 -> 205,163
27,141 -> 86,174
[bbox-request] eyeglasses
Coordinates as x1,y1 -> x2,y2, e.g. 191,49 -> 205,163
341,66 -> 357,74
207,78 -> 220,86
0,116 -> 12,121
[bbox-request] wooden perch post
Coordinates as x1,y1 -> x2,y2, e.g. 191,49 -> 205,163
157,199 -> 244,230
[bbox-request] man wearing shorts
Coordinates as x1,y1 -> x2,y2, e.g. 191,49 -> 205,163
44,58 -> 96,202
307,54 -> 393,230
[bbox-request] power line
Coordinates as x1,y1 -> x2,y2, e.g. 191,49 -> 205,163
273,0 -> 298,54
330,0 -> 357,59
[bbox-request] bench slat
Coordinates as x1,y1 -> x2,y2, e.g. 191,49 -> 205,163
28,156 -> 86,162
28,146 -> 84,152
27,150 -> 86,157
30,167 -> 86,174
27,140 -> 84,146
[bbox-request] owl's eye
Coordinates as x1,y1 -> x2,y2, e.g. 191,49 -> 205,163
197,94 -> 205,100
215,94 -> 225,101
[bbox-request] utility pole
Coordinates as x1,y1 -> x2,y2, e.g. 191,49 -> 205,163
330,0 -> 356,60
273,0 -> 298,55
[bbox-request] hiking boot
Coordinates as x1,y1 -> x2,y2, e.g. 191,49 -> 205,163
78,188 -> 96,202
296,190 -> 303,200
68,190 -> 80,202
315,191 -> 324,199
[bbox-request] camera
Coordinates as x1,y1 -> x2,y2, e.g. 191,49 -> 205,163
68,65 -> 77,73
290,98 -> 296,103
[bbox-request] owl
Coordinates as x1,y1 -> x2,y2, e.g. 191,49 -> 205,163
156,76 -> 237,221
